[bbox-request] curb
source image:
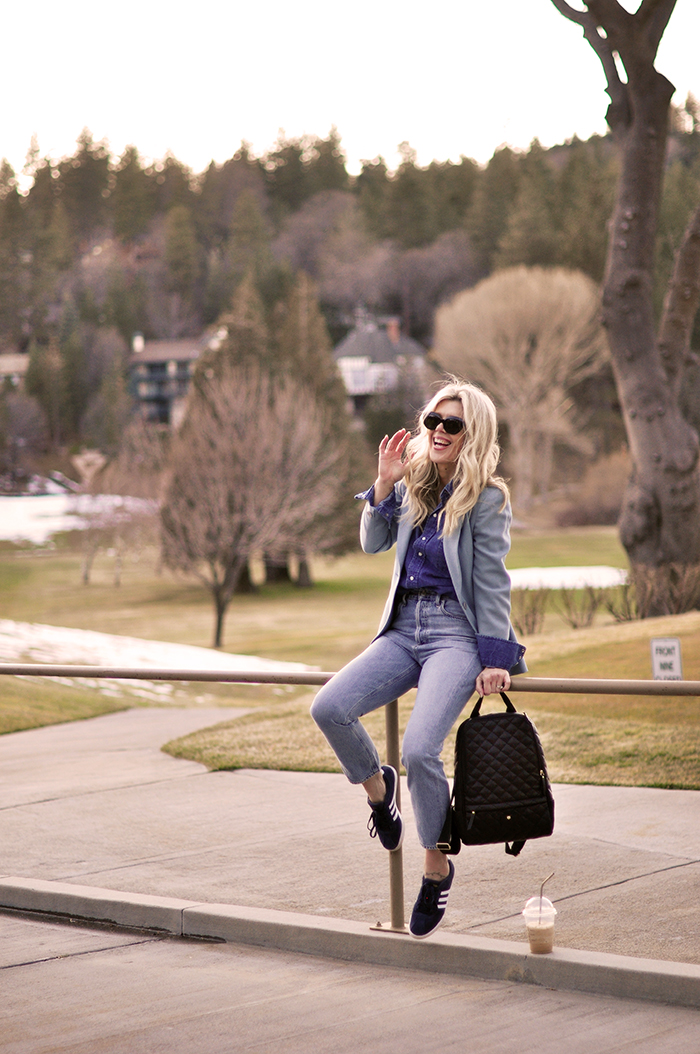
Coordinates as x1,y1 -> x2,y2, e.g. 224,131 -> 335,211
1,877 -> 699,1009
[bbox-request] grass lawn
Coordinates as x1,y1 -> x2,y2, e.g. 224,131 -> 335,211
164,610 -> 700,792
0,674 -> 131,735
2,528 -> 700,789
507,524 -> 628,570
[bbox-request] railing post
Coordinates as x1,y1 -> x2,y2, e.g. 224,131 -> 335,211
384,697 -> 405,931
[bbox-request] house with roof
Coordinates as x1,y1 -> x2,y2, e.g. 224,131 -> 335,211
129,334 -> 209,427
333,313 -> 429,417
0,352 -> 29,390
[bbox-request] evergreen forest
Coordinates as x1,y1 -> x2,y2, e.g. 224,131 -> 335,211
1,103 -> 699,487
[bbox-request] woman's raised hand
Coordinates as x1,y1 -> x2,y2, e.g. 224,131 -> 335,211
373,429 -> 411,503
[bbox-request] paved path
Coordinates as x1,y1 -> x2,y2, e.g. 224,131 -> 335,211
1,706 -> 698,963
1,705 -> 699,1049
3,913 -> 700,1054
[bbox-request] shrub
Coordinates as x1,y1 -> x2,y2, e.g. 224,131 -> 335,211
511,587 -> 550,636
556,586 -> 604,628
605,563 -> 700,621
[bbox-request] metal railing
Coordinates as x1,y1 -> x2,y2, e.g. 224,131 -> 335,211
2,662 -> 699,933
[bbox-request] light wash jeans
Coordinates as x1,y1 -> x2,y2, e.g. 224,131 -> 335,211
310,592 -> 481,849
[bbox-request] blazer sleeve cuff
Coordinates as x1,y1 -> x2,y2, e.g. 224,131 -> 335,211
476,634 -> 526,671
355,485 -> 398,522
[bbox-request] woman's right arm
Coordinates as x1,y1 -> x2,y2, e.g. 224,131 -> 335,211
374,429 -> 411,501
359,429 -> 411,553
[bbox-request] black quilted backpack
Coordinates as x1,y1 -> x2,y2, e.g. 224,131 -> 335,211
438,692 -> 555,857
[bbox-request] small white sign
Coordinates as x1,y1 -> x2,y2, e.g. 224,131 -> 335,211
651,637 -> 683,680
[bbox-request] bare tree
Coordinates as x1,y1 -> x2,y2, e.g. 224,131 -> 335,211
433,266 -> 608,508
550,0 -> 700,601
160,363 -> 343,647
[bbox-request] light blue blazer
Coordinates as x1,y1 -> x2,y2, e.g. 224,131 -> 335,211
359,482 -> 527,675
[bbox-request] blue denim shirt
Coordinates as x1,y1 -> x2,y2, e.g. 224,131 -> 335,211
360,482 -> 457,599
356,483 -> 525,672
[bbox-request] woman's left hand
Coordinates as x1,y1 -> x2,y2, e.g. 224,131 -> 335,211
476,667 -> 511,696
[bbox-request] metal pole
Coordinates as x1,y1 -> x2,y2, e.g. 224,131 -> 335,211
507,676 -> 700,696
0,664 -> 333,685
2,665 -> 700,696
384,698 -> 405,931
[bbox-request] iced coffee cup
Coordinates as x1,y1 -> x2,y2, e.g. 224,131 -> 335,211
522,896 -> 557,953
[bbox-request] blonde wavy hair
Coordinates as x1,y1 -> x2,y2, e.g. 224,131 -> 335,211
403,379 -> 509,535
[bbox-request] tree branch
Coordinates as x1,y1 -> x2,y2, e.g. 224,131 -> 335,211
587,0 -> 676,90
658,201 -> 700,397
637,0 -> 678,56
549,0 -> 630,132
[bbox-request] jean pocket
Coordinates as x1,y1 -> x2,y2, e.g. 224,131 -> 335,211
439,597 -> 469,622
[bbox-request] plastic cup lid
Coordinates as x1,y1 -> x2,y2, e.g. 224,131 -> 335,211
523,896 -> 557,916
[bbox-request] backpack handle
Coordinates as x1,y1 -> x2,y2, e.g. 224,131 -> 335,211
469,691 -> 517,719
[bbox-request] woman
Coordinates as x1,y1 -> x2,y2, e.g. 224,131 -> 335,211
311,379 -> 526,939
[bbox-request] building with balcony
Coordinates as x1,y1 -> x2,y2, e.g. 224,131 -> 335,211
129,335 -> 208,427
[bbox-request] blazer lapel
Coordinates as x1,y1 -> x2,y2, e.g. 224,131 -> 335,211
443,516 -> 478,630
443,526 -> 463,598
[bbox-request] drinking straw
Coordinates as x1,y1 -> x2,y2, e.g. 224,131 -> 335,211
539,872 -> 555,922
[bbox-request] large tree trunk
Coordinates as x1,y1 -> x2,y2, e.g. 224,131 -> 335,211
296,551 -> 314,588
233,561 -> 257,594
506,418 -> 536,510
213,593 -> 226,649
264,553 -> 292,584
602,55 -> 700,567
553,0 -> 700,595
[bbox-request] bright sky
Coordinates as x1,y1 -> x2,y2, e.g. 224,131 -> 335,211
5,0 -> 699,183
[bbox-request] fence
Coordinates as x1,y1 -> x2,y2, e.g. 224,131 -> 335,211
2,662 -> 699,932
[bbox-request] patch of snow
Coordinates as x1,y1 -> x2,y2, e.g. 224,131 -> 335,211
508,565 -> 627,590
0,493 -> 154,545
0,494 -> 82,544
0,620 -> 314,703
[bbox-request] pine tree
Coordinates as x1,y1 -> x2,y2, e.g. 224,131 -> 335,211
25,338 -> 65,446
106,268 -> 149,344
466,146 -> 521,273
58,305 -> 91,439
112,146 -> 158,243
263,135 -> 312,218
495,141 -> 560,268
197,273 -> 272,385
272,271 -> 347,406
428,157 -> 480,234
356,157 -> 391,239
0,173 -> 27,346
270,272 -> 369,571
155,154 -> 195,213
56,129 -> 111,243
204,190 -> 273,324
556,137 -> 618,283
164,205 -> 200,301
383,143 -> 437,248
306,129 -> 350,195
196,145 -> 267,250
81,363 -> 132,453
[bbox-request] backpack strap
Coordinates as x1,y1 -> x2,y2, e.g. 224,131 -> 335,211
436,790 -> 461,855
469,691 -> 517,719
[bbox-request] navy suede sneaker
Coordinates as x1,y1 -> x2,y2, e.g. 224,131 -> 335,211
366,764 -> 404,851
409,859 -> 455,939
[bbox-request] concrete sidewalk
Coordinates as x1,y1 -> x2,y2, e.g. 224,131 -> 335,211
1,705 -> 699,1010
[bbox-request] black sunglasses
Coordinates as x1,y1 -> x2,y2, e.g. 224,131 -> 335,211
423,411 -> 465,435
